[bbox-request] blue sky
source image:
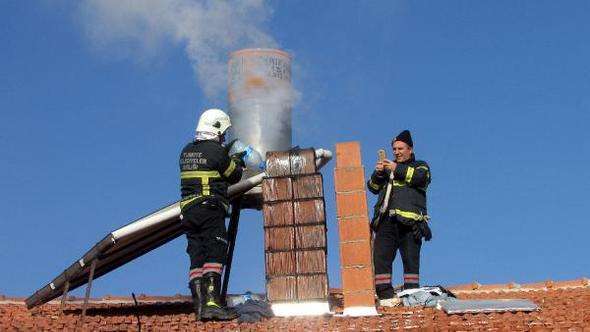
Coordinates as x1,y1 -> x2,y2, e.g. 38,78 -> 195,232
1,1 -> 589,298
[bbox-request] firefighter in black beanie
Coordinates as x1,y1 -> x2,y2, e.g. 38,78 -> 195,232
180,108 -> 244,321
367,130 -> 432,304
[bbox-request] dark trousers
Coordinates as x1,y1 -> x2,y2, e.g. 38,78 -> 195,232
373,216 -> 421,298
183,202 -> 228,281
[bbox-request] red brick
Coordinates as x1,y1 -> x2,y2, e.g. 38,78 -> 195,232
335,141 -> 362,168
262,177 -> 292,202
341,266 -> 374,292
265,149 -> 318,177
292,174 -> 323,199
297,275 -> 328,300
334,167 -> 366,192
296,250 -> 326,274
289,148 -> 317,175
342,291 -> 376,308
335,141 -> 376,312
267,276 -> 297,301
265,151 -> 292,177
338,216 -> 371,242
265,252 -> 296,276
335,191 -> 368,218
262,202 -> 293,227
294,199 -> 325,225
264,227 -> 295,251
340,241 -> 372,267
295,225 -> 327,249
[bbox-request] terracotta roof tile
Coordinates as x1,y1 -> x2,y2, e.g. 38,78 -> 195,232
3,279 -> 590,330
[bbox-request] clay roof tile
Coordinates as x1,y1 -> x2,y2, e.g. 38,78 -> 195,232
3,278 -> 590,330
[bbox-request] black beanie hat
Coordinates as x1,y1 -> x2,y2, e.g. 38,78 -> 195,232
393,130 -> 413,147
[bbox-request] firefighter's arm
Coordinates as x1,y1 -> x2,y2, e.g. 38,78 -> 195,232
367,170 -> 388,194
220,153 -> 243,184
394,162 -> 431,188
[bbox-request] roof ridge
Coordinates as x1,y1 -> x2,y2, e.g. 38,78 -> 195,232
448,277 -> 589,293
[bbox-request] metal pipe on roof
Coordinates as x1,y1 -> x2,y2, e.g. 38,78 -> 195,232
228,49 -> 293,168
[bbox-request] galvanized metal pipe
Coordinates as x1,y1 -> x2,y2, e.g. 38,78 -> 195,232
228,49 -> 293,159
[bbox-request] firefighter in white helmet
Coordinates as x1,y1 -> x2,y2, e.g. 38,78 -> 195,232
179,108 -> 244,321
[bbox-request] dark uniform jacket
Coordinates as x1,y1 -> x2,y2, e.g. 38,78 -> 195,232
179,140 -> 242,212
367,156 -> 431,225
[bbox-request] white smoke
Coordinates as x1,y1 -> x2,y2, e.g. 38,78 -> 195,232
228,54 -> 299,155
77,0 -> 277,100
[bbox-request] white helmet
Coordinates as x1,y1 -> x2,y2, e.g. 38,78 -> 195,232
195,108 -> 232,137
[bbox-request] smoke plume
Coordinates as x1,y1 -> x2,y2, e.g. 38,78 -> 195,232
77,0 -> 277,100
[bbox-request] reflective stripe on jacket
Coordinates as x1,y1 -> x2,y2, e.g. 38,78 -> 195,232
179,140 -> 242,211
367,157 -> 431,225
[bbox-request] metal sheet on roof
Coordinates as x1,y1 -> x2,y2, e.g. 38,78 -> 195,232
440,299 -> 539,314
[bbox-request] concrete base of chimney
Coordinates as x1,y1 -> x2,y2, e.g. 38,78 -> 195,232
342,306 -> 379,317
271,301 -> 330,317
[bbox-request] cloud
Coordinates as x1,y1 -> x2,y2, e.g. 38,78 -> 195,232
77,0 -> 277,100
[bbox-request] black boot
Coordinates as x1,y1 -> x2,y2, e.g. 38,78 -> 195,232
188,278 -> 202,321
403,283 -> 419,290
200,272 -> 238,321
376,284 -> 395,300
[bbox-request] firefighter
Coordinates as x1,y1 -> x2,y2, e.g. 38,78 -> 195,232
367,130 -> 432,304
179,108 -> 243,321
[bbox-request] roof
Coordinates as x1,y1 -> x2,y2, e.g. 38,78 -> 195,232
3,278 -> 589,331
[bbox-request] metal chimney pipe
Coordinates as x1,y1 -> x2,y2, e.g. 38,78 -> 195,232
228,49 -> 293,162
